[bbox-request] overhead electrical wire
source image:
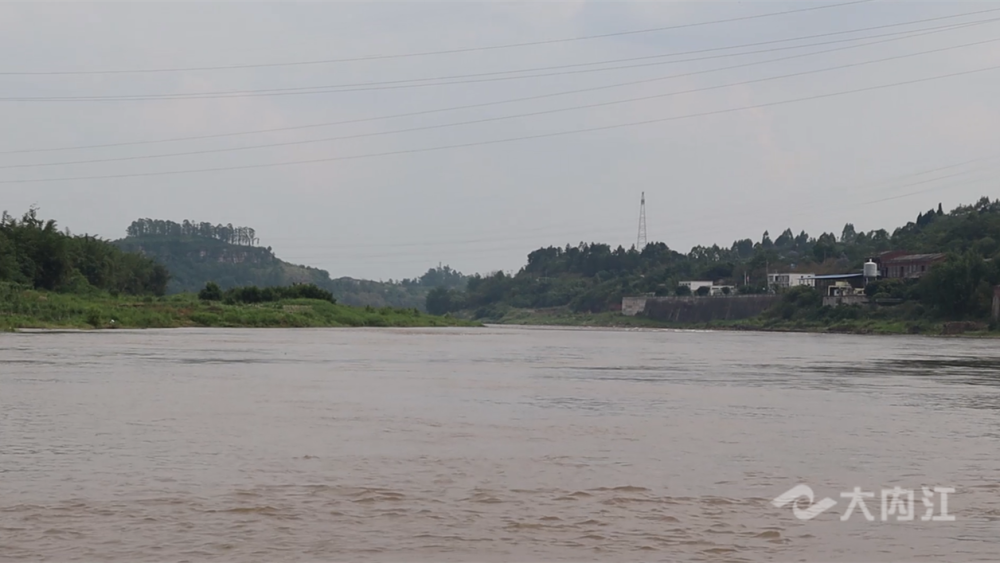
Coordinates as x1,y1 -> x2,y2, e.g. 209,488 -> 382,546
283,174 -> 999,263
5,32 -> 998,171
3,62 -> 999,185
180,8 -> 1000,89
8,17 -> 999,102
280,169 -> 1000,263
0,0 -> 872,75
862,170 -> 1000,205
267,155 -> 1000,249
4,8 -> 997,155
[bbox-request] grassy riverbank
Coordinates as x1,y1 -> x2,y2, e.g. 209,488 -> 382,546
0,289 -> 478,331
484,307 -> 995,336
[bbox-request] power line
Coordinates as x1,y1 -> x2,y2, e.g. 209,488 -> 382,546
5,8 -> 996,155
0,1 -> 872,76
199,8 -> 1000,88
4,63 -> 998,185
637,192 -> 647,249
9,19 -> 997,102
256,153 -> 1000,252
289,170 -> 999,263
6,32 -> 997,171
75,156 -> 994,264
160,17 -> 1000,93
8,17 -> 996,101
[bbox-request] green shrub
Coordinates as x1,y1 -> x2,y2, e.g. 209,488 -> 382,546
85,308 -> 103,327
220,283 -> 335,305
198,281 -> 223,301
189,312 -> 220,326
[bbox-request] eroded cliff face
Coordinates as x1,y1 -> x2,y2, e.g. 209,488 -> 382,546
113,234 -> 432,310
191,246 -> 276,265
113,236 -> 324,294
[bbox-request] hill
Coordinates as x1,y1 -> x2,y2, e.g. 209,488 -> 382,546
0,212 -> 475,331
429,197 -> 1000,328
113,218 -> 466,310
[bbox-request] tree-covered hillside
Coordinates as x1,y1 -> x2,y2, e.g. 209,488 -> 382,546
115,219 -> 467,310
0,208 -> 168,295
115,234 -> 314,294
430,197 -> 1000,322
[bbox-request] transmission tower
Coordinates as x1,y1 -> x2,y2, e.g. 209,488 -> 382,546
636,192 -> 647,250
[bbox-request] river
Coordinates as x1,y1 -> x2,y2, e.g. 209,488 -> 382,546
2,327 -> 999,561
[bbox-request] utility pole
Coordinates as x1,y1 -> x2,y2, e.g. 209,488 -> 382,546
636,192 -> 647,250
765,259 -> 770,293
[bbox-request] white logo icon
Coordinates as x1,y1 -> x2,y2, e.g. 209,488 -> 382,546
773,484 -> 956,522
771,484 -> 838,520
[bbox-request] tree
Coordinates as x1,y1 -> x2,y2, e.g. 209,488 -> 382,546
761,231 -> 773,249
917,252 -> 995,318
841,223 -> 857,244
774,228 -> 795,249
426,287 -> 454,315
731,238 -> 754,260
813,233 -> 838,262
2,208 -> 168,296
199,281 -> 223,301
695,285 -> 710,296
675,284 -> 692,296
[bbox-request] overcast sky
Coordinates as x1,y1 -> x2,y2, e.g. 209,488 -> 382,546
2,1 -> 999,280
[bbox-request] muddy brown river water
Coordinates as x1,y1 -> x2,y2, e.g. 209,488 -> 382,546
2,326 -> 999,561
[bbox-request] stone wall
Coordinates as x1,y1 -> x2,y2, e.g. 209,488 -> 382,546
621,296 -> 649,316
623,295 -> 781,323
993,286 -> 1000,321
822,295 -> 869,308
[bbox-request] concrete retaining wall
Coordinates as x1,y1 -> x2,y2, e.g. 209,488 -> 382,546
822,295 -> 869,308
623,295 -> 781,323
621,296 -> 649,316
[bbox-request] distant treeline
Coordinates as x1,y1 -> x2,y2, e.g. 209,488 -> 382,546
126,218 -> 259,246
1,209 -> 168,295
427,197 -> 1000,322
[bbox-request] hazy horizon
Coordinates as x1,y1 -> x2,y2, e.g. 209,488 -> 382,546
3,1 -> 998,280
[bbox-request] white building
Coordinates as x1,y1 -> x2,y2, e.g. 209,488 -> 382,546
767,273 -> 815,289
678,280 -> 714,294
710,285 -> 736,296
679,281 -> 736,296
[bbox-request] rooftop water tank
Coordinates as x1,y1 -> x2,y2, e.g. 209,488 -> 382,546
863,260 -> 878,279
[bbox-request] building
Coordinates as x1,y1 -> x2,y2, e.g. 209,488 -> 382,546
767,273 -> 816,290
678,280 -> 713,293
679,280 -> 736,296
812,273 -> 866,297
710,285 -> 736,296
880,253 -> 946,280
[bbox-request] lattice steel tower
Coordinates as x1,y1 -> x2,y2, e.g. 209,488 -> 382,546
636,192 -> 647,250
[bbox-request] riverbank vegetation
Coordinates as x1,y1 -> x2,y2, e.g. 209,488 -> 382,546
115,220 -> 467,310
430,197 -> 1000,333
1,208 -> 168,296
0,283 -> 476,331
0,210 -> 474,330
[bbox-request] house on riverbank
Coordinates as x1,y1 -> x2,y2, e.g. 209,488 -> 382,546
876,251 -> 945,280
767,272 -> 816,290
